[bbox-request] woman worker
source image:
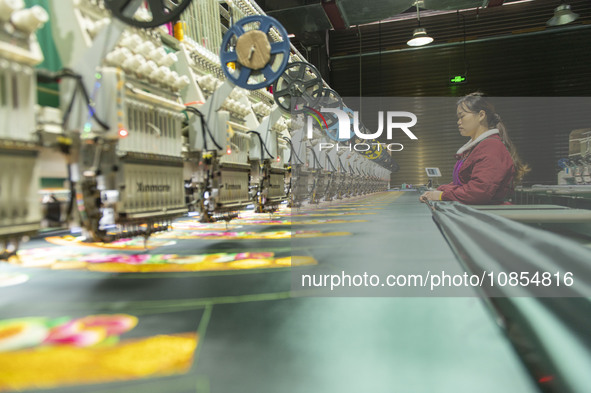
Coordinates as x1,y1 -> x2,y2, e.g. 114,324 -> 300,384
420,92 -> 529,204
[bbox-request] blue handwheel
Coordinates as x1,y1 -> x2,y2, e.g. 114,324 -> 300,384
326,106 -> 354,142
220,15 -> 290,90
273,62 -> 323,113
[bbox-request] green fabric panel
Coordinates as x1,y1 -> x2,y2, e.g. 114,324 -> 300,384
40,178 -> 66,188
26,0 -> 62,72
37,82 -> 60,107
26,0 -> 61,107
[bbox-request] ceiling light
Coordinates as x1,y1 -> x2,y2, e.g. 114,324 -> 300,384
407,3 -> 433,47
546,4 -> 579,26
407,28 -> 433,46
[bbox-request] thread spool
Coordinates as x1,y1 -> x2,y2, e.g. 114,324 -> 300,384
120,34 -> 142,52
157,66 -> 171,82
88,17 -> 109,36
10,5 -> 48,34
0,0 -> 23,22
165,70 -> 177,86
122,54 -> 144,73
173,75 -> 190,90
107,47 -> 132,66
138,60 -> 158,78
173,21 -> 185,41
137,41 -> 156,57
150,66 -> 167,82
158,52 -> 177,67
149,47 -> 166,64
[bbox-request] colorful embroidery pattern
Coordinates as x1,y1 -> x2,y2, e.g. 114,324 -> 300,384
173,218 -> 367,229
279,212 -> 377,217
45,231 -> 351,247
0,315 -> 197,390
306,207 -> 385,212
0,314 -> 138,352
154,230 -> 352,240
10,248 -> 317,273
45,236 -> 175,250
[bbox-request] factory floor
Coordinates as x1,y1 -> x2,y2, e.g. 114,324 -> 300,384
0,192 -> 538,393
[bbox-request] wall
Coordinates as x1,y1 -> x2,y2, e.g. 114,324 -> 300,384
328,0 -> 591,186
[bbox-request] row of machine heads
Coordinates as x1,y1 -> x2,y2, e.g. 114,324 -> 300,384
557,129 -> 591,185
0,0 -> 393,258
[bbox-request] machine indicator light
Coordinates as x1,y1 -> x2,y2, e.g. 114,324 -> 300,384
119,129 -> 129,138
84,122 -> 92,132
450,75 -> 467,84
538,376 -> 554,383
226,146 -> 232,155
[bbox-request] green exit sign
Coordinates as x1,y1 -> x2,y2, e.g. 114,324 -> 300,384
450,75 -> 467,84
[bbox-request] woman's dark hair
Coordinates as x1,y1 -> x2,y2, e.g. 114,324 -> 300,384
456,92 -> 530,185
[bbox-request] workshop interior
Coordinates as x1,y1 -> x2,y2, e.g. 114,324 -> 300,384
0,0 -> 591,392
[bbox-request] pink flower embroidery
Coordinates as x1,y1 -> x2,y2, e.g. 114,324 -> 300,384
43,314 -> 138,347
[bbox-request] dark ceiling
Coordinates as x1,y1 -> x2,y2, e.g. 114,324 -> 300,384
255,0 -> 488,29
254,0 -> 590,47
330,0 -> 591,57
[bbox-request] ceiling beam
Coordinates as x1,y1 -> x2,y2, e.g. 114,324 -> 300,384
321,0 -> 347,30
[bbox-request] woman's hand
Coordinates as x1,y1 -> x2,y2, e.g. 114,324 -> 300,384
419,191 -> 443,203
